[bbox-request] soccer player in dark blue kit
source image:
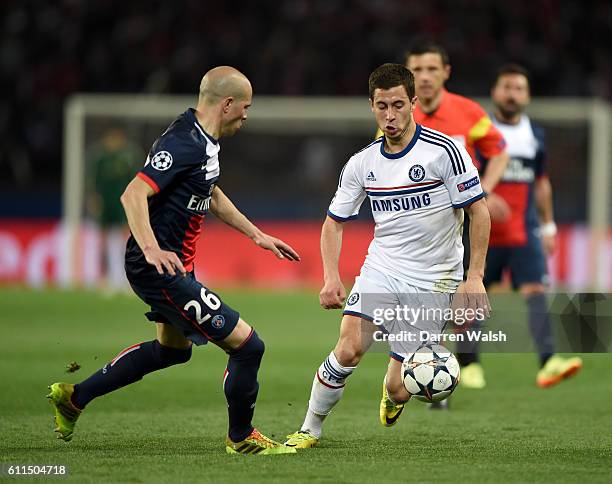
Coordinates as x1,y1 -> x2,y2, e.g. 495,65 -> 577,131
48,66 -> 300,455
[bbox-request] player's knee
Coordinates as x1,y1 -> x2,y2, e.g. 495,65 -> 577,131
334,344 -> 364,367
248,332 -> 265,360
224,332 -> 264,399
231,331 -> 265,362
155,341 -> 192,366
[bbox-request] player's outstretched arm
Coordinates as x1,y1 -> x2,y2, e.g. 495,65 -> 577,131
120,177 -> 186,276
454,198 -> 491,319
319,216 -> 346,309
209,186 -> 300,261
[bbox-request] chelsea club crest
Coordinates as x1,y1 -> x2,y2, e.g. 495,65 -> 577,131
409,164 -> 425,182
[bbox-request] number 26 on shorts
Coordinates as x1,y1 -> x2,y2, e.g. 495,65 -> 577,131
183,288 -> 221,324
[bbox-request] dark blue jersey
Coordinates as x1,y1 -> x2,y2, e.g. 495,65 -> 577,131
125,108 -> 220,275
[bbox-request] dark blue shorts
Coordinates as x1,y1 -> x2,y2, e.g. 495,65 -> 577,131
485,228 -> 548,289
127,270 -> 240,346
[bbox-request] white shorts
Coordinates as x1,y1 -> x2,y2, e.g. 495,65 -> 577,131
343,266 -> 452,360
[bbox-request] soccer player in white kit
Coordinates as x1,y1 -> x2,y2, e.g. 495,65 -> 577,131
285,64 -> 491,448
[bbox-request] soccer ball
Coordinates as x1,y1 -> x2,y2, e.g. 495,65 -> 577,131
401,344 -> 460,402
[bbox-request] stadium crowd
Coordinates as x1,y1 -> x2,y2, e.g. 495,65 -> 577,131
1,0 -> 611,202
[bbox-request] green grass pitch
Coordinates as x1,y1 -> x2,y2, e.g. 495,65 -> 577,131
1,288 -> 610,483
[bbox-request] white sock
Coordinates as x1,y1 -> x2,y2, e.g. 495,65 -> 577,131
301,351 -> 356,438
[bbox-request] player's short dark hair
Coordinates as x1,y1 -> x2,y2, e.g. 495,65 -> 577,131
404,41 -> 450,66
368,63 -> 415,99
495,63 -> 531,83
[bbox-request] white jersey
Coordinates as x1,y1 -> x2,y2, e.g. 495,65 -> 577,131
328,124 -> 484,292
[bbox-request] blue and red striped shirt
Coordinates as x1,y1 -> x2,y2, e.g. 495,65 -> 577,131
125,108 -> 220,274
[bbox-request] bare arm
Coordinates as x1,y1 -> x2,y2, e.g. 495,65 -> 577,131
464,197 -> 491,280
209,186 -> 300,261
480,150 -> 510,193
535,176 -> 556,255
120,177 -> 185,276
479,150 -> 511,222
319,216 -> 346,309
453,198 -> 491,319
535,176 -> 554,224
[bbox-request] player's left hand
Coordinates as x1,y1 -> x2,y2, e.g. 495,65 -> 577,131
452,276 -> 491,325
253,232 -> 301,261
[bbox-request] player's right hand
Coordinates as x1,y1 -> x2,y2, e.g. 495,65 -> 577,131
319,279 -> 346,309
452,277 -> 491,325
143,247 -> 186,276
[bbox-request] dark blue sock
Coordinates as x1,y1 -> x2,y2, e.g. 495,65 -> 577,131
224,330 -> 265,442
456,318 -> 482,366
456,351 -> 479,366
526,293 -> 554,367
72,340 -> 192,409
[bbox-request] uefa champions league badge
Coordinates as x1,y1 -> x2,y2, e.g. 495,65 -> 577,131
211,315 -> 225,329
409,164 -> 425,182
151,151 -> 173,171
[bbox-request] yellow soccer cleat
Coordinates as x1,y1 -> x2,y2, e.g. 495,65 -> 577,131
284,430 -> 319,449
46,382 -> 81,442
537,355 -> 583,388
226,428 -> 297,455
380,377 -> 405,427
460,363 -> 486,389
